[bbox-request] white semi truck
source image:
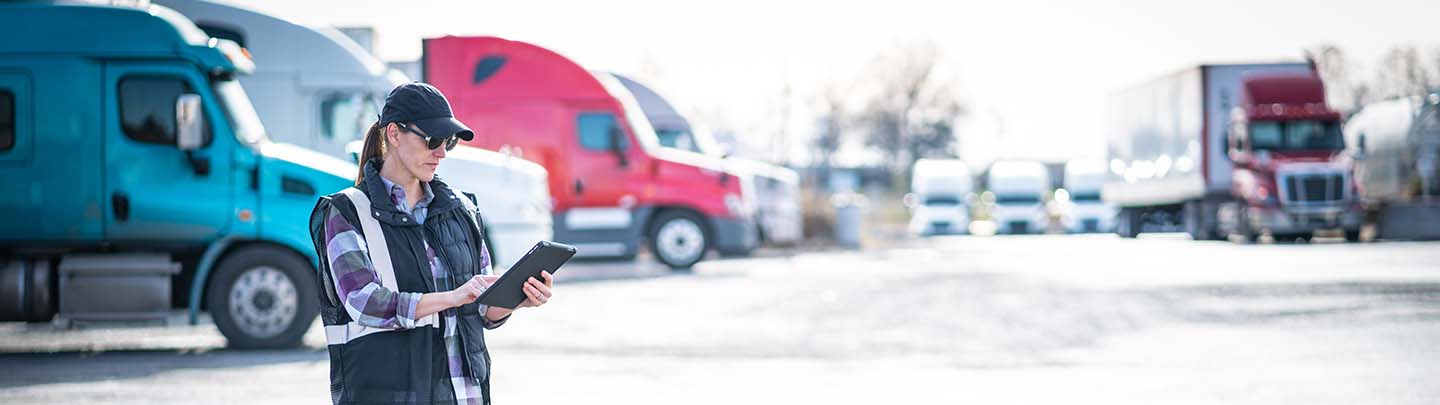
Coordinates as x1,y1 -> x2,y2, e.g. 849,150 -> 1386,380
988,161 -> 1051,234
1060,159 -> 1116,233
908,159 -> 974,235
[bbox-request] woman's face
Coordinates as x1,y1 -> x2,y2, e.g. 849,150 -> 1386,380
385,123 -> 447,182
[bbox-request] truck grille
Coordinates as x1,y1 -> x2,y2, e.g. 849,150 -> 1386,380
1282,173 -> 1344,204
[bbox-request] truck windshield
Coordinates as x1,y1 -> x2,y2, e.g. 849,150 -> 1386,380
657,129 -> 702,153
1249,120 -> 1343,151
213,79 -> 268,145
995,194 -> 1041,204
923,195 -> 962,206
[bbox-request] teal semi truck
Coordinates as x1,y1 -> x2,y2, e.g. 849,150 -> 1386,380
0,3 -> 353,348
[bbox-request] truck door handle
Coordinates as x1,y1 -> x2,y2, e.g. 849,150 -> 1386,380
573,180 -> 584,195
112,191 -> 130,222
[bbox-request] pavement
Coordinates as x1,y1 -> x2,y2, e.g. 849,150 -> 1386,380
2,233 -> 1438,404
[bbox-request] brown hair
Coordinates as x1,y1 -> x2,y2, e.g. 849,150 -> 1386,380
355,122 -> 386,186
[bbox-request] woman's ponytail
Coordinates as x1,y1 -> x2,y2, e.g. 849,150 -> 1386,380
355,121 -> 386,186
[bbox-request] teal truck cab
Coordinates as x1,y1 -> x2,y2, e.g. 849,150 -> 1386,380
0,3 -> 353,348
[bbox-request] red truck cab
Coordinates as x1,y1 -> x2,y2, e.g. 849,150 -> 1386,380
423,36 -> 756,268
1221,72 -> 1363,242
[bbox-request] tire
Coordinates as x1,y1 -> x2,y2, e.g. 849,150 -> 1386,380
208,245 -> 319,349
649,210 -> 710,270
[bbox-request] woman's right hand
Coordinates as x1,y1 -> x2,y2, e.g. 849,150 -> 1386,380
449,275 -> 499,307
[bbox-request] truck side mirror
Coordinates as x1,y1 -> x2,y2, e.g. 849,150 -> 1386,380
608,126 -> 628,167
175,94 -> 210,175
176,94 -> 204,151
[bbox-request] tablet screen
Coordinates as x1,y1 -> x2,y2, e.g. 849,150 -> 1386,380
477,241 -> 576,309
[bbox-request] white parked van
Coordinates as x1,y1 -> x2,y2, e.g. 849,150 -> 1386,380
159,0 -> 552,268
1060,159 -> 1116,233
908,159 -> 973,235
988,161 -> 1050,234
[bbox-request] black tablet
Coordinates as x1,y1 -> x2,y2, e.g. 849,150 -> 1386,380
478,241 -> 577,309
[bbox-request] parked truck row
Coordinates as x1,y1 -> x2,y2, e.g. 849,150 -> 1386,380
0,1 -> 800,349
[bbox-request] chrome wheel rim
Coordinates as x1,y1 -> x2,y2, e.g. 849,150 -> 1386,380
227,266 -> 298,339
656,217 -> 705,264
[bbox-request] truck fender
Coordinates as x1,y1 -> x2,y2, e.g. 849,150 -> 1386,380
187,235 -> 239,325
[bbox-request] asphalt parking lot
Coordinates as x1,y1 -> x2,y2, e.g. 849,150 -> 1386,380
3,234 -> 1438,404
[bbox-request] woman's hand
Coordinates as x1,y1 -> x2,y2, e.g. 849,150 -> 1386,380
449,275 -> 499,307
518,271 -> 554,308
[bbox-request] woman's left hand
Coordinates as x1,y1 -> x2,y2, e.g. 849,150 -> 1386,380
518,271 -> 554,308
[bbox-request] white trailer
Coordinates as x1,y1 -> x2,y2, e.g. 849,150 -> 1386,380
158,0 -> 553,268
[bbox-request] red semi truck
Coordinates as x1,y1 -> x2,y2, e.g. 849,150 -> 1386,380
1104,63 -> 1363,242
423,36 -> 756,268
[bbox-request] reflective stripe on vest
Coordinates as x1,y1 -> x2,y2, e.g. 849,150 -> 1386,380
324,187 -> 438,346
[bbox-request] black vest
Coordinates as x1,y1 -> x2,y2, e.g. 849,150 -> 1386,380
308,159 -> 494,404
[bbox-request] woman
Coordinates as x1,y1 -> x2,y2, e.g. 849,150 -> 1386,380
308,82 -> 553,404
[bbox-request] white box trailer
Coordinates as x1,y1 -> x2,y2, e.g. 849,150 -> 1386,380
158,0 -> 553,267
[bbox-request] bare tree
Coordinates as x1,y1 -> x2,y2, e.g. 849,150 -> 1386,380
810,85 -> 850,186
1374,45 -> 1432,99
1305,43 -> 1364,112
856,41 -> 965,184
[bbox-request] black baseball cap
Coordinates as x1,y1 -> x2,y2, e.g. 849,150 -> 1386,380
379,82 -> 473,141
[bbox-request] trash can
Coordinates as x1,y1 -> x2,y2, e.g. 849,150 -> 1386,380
832,192 -> 868,248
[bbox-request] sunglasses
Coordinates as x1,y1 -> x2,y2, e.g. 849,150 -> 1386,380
395,122 -> 459,151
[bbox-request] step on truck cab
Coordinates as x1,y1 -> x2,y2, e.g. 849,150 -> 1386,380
907,159 -> 974,235
613,74 -> 801,246
987,161 -> 1051,234
423,36 -> 757,269
0,2 -> 354,348
156,0 -> 553,268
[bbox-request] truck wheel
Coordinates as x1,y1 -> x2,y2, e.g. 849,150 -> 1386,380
649,210 -> 709,270
208,245 -> 318,349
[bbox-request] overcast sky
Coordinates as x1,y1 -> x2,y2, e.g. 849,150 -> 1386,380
231,0 -> 1440,168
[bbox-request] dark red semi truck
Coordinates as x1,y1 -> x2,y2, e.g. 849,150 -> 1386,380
1104,63 -> 1363,242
